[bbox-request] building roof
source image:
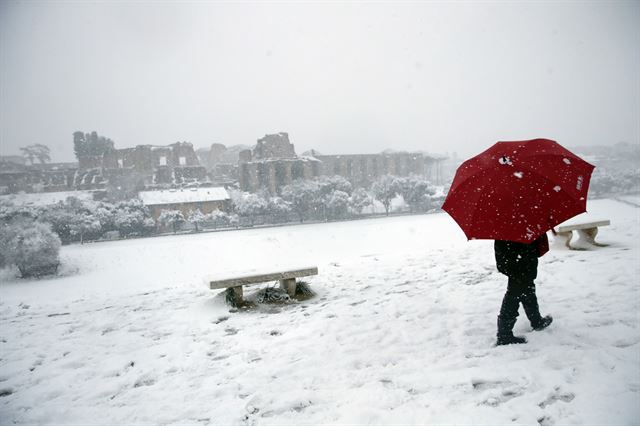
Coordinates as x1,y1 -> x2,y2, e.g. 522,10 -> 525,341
138,187 -> 230,206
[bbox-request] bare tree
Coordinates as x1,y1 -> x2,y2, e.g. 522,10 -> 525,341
20,144 -> 51,165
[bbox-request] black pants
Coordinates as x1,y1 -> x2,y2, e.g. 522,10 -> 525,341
499,277 -> 543,328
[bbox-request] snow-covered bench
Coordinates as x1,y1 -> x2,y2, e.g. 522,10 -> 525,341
208,266 -> 318,306
554,219 -> 610,250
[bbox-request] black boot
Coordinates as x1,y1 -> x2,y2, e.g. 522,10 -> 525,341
496,316 -> 527,346
520,283 -> 548,330
532,315 -> 553,331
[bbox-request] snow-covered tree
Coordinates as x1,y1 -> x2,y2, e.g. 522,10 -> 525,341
94,203 -> 117,233
326,190 -> 350,220
114,199 -> 153,237
349,187 -> 373,215
187,208 -> 206,232
317,175 -> 353,197
207,210 -> 230,229
281,180 -> 322,222
266,196 -> 292,223
397,175 -> 437,212
20,144 -> 51,165
3,220 -> 61,278
159,209 -> 185,233
0,216 -> 23,268
313,176 -> 352,221
228,213 -> 239,228
73,130 -> 114,160
39,204 -> 76,243
232,192 -> 267,226
69,213 -> 101,244
371,175 -> 400,216
0,201 -> 39,223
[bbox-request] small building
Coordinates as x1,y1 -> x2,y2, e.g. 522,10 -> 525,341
138,187 -> 231,220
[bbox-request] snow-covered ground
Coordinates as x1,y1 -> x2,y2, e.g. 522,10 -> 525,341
0,190 -> 96,207
1,199 -> 638,425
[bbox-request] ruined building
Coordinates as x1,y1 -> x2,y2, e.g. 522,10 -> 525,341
195,143 -> 250,185
1,130 -> 445,197
0,161 -> 78,195
236,133 -> 443,194
73,141 -> 208,193
253,132 -> 296,160
237,133 -> 319,194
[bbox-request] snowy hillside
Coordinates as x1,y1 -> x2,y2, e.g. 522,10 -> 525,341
1,199 -> 638,425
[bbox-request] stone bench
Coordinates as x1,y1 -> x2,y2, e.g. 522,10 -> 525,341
208,266 -> 318,306
555,220 -> 610,249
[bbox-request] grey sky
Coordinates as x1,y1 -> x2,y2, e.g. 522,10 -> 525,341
1,1 -> 638,162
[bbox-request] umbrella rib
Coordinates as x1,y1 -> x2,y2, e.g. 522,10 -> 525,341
516,162 -> 588,204
518,151 -> 595,168
449,164 -> 497,195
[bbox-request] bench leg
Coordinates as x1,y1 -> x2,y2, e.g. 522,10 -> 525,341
576,227 -> 608,247
280,278 -> 297,297
229,286 -> 243,306
553,231 -> 574,250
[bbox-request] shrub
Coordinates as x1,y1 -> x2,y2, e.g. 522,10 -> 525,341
158,209 -> 185,233
4,221 -> 61,278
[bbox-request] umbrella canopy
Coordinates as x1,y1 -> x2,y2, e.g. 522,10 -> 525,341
442,138 -> 595,243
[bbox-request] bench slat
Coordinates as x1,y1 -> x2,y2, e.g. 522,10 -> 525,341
557,220 -> 610,233
209,267 -> 318,290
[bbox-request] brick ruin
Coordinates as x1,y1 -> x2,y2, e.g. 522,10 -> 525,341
234,133 -> 442,194
253,133 -> 296,160
74,142 -> 208,191
0,162 -> 77,194
0,141 -> 209,195
1,131 -> 444,197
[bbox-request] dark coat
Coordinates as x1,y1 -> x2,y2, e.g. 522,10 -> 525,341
494,239 -> 539,281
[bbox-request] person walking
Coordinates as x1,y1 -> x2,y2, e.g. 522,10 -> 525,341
494,233 -> 553,345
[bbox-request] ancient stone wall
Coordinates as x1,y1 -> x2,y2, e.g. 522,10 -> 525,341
238,158 -> 321,194
253,133 -> 296,160
313,153 -> 427,187
209,144 -> 227,167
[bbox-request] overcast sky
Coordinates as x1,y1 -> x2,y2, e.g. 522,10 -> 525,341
1,1 -> 638,162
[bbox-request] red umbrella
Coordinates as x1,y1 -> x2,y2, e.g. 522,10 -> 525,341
442,138 -> 595,243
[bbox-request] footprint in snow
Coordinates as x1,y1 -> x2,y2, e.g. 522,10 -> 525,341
613,337 -> 639,348
480,386 -> 524,407
537,415 -> 555,426
225,327 -> 239,336
471,379 -> 512,391
538,389 -> 575,408
133,374 -> 157,388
